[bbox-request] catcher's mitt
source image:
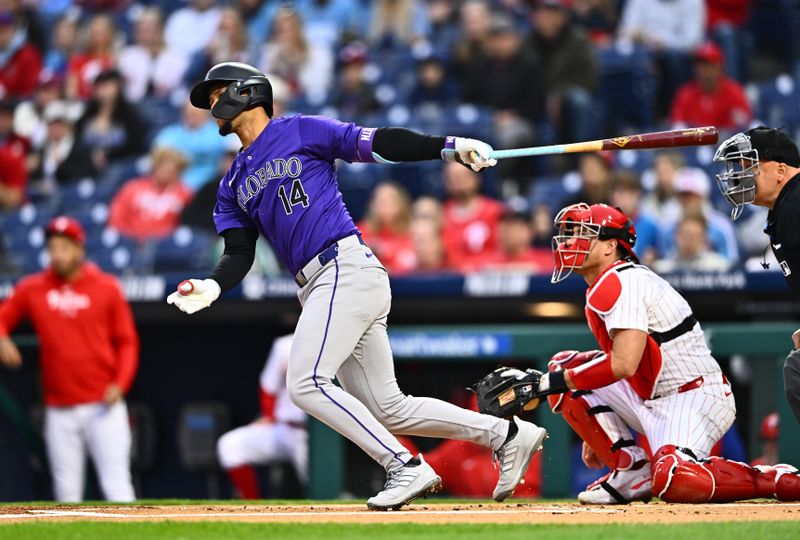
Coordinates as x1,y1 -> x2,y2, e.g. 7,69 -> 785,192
469,366 -> 544,418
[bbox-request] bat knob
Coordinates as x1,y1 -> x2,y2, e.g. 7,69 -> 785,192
178,280 -> 194,296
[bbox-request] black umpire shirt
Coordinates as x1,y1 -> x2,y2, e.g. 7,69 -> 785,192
765,173 -> 800,292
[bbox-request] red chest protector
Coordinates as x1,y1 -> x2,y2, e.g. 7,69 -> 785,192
585,263 -> 663,399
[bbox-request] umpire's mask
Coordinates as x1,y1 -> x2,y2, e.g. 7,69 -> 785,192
713,132 -> 758,220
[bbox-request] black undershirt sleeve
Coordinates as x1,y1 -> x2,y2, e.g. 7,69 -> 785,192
208,227 -> 259,293
371,128 -> 447,162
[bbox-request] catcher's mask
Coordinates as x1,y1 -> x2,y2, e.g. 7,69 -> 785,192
713,132 -> 758,220
551,203 -> 637,284
190,62 -> 273,123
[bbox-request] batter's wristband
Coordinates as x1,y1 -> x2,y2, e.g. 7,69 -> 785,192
440,136 -> 458,162
355,127 -> 378,163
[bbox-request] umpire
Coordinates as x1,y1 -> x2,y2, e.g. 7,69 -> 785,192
715,126 -> 800,423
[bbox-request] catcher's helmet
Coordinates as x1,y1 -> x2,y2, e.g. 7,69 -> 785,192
189,62 -> 273,120
551,203 -> 637,283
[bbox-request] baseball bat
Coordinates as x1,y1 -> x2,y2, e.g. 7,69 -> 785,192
488,126 -> 719,160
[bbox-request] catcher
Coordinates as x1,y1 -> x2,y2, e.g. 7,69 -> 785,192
473,203 -> 800,503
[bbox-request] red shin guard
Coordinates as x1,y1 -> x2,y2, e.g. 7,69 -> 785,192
652,445 -> 775,502
553,391 -> 636,470
226,465 -> 261,499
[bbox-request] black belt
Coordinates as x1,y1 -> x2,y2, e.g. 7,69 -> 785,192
650,314 -> 698,345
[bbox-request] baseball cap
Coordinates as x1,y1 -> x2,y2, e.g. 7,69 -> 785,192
695,42 -> 724,65
46,216 -> 86,246
745,126 -> 800,167
674,167 -> 711,198
43,100 -> 71,123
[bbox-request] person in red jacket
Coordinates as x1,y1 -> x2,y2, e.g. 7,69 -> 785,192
0,9 -> 42,98
0,217 -> 139,502
669,42 -> 751,131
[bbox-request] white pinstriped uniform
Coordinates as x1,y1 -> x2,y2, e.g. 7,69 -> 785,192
582,262 -> 736,458
217,335 -> 308,481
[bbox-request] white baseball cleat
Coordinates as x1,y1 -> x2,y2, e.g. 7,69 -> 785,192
492,417 -> 548,502
578,461 -> 653,504
367,454 -> 442,511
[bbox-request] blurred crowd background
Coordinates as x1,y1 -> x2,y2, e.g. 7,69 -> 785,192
0,0 -> 799,279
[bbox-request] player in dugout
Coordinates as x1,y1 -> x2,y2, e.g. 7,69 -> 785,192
473,203 -> 800,503
0,217 -> 139,502
714,127 -> 800,425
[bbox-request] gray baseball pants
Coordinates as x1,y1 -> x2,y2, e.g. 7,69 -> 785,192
286,237 -> 509,472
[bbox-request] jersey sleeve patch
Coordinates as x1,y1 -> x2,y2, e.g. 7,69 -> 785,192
587,271 -> 622,314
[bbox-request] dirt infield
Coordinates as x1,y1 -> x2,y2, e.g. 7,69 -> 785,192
1,502 -> 799,524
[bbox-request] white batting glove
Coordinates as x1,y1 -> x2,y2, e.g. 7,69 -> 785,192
166,279 -> 221,315
441,136 -> 498,172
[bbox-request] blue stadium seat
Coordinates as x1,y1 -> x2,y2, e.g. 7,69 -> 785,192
528,175 -> 571,210
752,74 -> 800,136
151,227 -> 216,273
596,46 -> 656,133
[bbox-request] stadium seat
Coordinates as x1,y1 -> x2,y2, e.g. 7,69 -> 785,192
151,227 -> 216,273
596,46 -> 656,133
752,74 -> 800,138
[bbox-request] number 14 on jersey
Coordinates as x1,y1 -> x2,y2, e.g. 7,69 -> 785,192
278,179 -> 310,214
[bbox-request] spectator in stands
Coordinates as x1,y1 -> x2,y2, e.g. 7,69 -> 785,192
409,53 -> 458,109
117,7 -> 189,103
659,167 -> 740,264
452,0 -> 492,80
706,0 -> 751,82
411,217 -> 447,272
154,102 -> 229,192
13,72 -> 81,150
75,69 -> 147,172
331,42 -> 380,121
484,198 -> 553,273
0,140 -> 26,210
526,0 -> 598,143
669,42 -> 751,132
617,0 -> 706,117
441,161 -> 503,271
164,0 -> 221,57
236,0 -> 277,61
258,6 -> 333,100
367,0 -> 431,50
185,7 -> 251,88
610,170 -> 659,264
4,0 -> 45,54
427,0 -> 460,53
0,217 -> 139,503
530,203 -> 555,249
0,99 -> 29,159
0,8 -> 42,98
43,16 -> 78,80
294,0 -> 361,51
560,152 -> 613,208
108,146 -> 193,241
571,0 -> 619,45
461,13 -> 542,189
358,182 -> 416,274
751,412 -> 779,467
653,213 -> 732,273
28,101 -> 96,197
640,149 -> 683,224
65,14 -> 117,100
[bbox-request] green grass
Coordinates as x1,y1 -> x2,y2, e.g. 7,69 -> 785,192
0,522 -> 798,540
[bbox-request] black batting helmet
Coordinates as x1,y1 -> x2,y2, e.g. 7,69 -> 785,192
189,62 -> 273,120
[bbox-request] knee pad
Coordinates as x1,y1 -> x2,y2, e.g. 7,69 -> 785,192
555,391 -> 639,470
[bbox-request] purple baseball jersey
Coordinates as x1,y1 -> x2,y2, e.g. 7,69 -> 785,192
213,114 -> 379,275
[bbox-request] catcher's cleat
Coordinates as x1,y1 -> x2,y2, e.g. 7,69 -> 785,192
492,417 -> 547,502
367,454 -> 442,511
578,460 -> 652,504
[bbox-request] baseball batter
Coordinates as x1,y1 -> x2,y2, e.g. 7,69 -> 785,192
217,334 -> 308,499
535,203 -> 800,503
0,217 -> 139,502
167,62 -> 546,509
